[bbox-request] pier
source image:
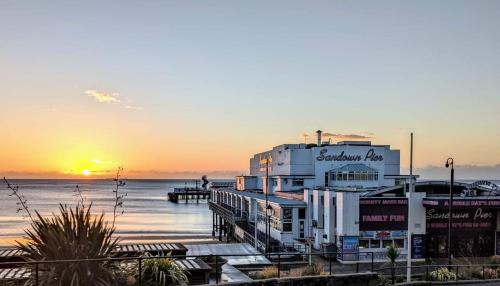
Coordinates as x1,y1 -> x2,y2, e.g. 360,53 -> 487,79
168,188 -> 211,203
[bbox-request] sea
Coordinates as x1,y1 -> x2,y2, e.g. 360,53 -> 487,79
0,179 -> 224,247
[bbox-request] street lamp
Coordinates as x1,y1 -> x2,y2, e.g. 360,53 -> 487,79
266,204 -> 274,253
445,158 -> 454,266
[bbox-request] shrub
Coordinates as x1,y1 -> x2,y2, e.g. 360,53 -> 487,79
487,256 -> 500,269
429,267 -> 457,281
17,204 -> 120,286
300,263 -> 323,276
481,267 -> 498,279
386,244 -> 399,265
140,253 -> 188,286
258,266 -> 279,279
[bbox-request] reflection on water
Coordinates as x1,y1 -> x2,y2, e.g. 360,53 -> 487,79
0,179 -> 214,246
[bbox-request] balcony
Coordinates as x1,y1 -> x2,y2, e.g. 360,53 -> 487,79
208,201 -> 248,224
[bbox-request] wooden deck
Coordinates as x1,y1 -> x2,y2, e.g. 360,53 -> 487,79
113,243 -> 188,257
0,267 -> 30,281
0,243 -> 187,269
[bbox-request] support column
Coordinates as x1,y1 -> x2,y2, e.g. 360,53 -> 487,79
218,216 -> 223,241
212,212 -> 215,237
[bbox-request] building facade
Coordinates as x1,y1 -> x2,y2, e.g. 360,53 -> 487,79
210,132 -> 500,262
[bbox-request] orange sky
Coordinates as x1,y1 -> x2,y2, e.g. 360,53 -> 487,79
1,1 -> 499,179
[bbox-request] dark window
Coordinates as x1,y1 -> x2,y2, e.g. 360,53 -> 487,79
283,208 -> 293,220
325,172 -> 329,186
359,239 -> 370,249
298,208 -> 305,219
292,179 -> 304,187
283,223 -> 292,232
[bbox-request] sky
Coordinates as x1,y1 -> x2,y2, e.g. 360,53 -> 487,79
1,0 -> 499,179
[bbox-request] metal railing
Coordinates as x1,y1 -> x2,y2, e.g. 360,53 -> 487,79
2,251 -> 500,285
374,263 -> 500,284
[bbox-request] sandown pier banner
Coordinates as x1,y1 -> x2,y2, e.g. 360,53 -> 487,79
422,198 -> 500,208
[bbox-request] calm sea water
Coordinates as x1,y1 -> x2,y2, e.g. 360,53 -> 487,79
0,179 -> 222,247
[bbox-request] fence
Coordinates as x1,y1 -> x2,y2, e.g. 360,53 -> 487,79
2,251 -> 500,285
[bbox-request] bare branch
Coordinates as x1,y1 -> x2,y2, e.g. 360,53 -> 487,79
2,177 -> 34,222
73,185 -> 86,208
112,167 -> 126,228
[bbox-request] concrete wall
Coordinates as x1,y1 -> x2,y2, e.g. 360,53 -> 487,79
336,191 -> 360,236
214,273 -> 378,286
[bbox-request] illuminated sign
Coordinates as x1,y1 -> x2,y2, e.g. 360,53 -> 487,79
426,207 -> 496,231
316,148 -> 383,162
359,198 -> 408,231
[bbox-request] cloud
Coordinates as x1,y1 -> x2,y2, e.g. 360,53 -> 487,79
321,132 -> 372,140
84,89 -> 143,111
124,105 -> 144,111
85,89 -> 121,104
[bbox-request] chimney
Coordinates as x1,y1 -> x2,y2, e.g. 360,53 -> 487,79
316,130 -> 322,146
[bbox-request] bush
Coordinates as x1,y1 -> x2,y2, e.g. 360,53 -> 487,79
487,256 -> 500,269
17,204 -> 120,286
481,267 -> 498,279
429,267 -> 457,281
140,253 -> 188,286
300,263 -> 323,276
257,266 -> 279,279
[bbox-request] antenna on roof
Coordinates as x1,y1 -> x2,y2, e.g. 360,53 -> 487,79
302,133 -> 309,144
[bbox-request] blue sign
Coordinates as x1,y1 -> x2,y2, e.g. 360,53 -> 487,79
411,234 -> 425,259
342,236 -> 359,253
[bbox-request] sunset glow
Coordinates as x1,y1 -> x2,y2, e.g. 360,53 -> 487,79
0,1 -> 499,179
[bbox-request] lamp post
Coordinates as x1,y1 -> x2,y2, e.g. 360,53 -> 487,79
406,133 -> 414,282
445,158 -> 454,266
265,157 -> 270,254
266,204 -> 273,254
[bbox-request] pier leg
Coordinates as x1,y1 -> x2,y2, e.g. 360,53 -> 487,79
212,212 -> 215,237
218,216 -> 222,241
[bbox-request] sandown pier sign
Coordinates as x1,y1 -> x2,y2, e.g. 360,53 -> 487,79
316,148 -> 383,162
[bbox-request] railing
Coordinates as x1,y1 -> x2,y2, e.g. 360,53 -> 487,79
2,251 -> 500,285
208,201 -> 248,223
0,251 -> 377,286
374,263 -> 500,284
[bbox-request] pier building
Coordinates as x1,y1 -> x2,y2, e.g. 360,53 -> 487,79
209,131 -> 500,262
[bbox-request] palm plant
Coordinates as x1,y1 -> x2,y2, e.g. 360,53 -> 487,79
140,252 -> 188,286
17,204 -> 120,286
386,244 -> 399,284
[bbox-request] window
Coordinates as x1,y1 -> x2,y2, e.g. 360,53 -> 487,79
367,173 -> 374,180
359,239 -> 370,249
348,171 -> 355,181
325,172 -> 329,186
283,208 -> 293,220
273,179 -> 278,186
298,208 -> 305,219
382,240 -> 393,248
292,179 -> 304,186
283,223 -> 292,232
330,170 -> 379,181
394,239 -> 404,248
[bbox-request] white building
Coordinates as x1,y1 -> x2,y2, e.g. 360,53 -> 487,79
209,131 -> 500,262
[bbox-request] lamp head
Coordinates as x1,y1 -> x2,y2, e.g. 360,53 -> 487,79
445,162 -> 449,168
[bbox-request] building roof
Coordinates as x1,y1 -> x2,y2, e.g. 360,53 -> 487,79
220,189 -> 306,207
330,163 -> 378,173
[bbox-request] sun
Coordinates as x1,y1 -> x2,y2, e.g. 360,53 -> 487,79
82,169 -> 91,176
